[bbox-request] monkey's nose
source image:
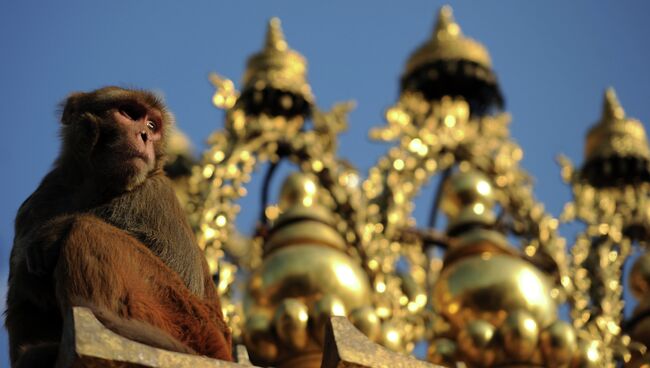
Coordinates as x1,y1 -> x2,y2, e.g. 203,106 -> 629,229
140,131 -> 148,143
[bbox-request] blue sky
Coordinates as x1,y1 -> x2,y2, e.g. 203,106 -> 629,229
1,1 -> 649,364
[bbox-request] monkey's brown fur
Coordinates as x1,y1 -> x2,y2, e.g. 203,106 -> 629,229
5,87 -> 232,367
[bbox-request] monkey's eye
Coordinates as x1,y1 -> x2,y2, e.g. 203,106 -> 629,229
146,120 -> 158,131
119,104 -> 145,121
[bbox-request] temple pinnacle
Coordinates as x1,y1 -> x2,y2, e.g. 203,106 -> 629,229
435,5 -> 461,39
265,17 -> 288,52
603,87 -> 625,122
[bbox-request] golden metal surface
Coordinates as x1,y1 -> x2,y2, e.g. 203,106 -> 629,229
433,252 -> 556,329
57,307 -> 253,368
539,320 -> 577,366
559,88 -> 650,367
440,170 -> 496,230
365,91 -> 569,298
278,172 -> 321,212
264,219 -> 347,254
457,319 -> 497,366
404,6 -> 492,76
246,245 -> 371,311
348,306 -> 381,342
500,310 -> 540,361
274,298 -> 309,350
242,18 -> 313,104
189,20 -> 359,356
585,88 -> 650,162
181,7 -> 650,368
240,172 -> 373,365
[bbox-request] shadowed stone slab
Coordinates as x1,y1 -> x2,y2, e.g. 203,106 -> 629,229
56,307 -> 258,368
320,317 -> 440,368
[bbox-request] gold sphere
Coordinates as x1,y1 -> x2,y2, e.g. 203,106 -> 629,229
539,320 -> 577,366
500,310 -> 539,361
379,320 -> 404,352
440,170 -> 496,228
433,253 -> 556,329
274,298 -> 309,350
457,319 -> 497,366
244,312 -> 278,362
428,338 -> 457,365
278,172 -> 320,211
247,245 -> 371,312
264,216 -> 347,254
349,306 -> 381,342
629,252 -> 650,299
311,294 -> 347,344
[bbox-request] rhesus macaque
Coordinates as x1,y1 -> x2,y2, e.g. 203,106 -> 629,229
5,87 -> 232,367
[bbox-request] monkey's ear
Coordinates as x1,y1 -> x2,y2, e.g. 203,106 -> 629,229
60,92 -> 87,125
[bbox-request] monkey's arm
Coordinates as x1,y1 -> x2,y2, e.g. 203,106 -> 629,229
20,214 -> 75,276
14,170 -> 76,276
54,215 -> 226,358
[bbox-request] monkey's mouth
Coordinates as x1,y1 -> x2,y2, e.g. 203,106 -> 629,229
124,151 -> 151,166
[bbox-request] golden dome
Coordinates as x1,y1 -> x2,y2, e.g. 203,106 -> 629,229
244,244 -> 372,357
243,171 -> 373,365
584,87 -> 650,162
403,5 -> 492,78
242,17 -> 314,104
433,252 -> 556,329
265,172 -> 344,254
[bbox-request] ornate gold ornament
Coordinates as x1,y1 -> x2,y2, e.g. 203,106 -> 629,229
403,5 -> 491,76
172,6 -> 650,368
559,88 -> 650,366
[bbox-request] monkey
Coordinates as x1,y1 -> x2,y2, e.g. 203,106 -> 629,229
5,87 -> 232,367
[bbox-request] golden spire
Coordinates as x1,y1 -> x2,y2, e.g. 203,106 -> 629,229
403,5 -> 492,77
434,5 -> 461,40
602,87 -> 625,121
265,17 -> 288,52
584,87 -> 650,162
242,17 -> 314,104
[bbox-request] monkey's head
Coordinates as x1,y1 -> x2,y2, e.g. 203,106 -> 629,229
58,86 -> 174,192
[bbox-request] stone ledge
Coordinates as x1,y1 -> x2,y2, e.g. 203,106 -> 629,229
56,307 -> 257,368
321,316 -> 441,368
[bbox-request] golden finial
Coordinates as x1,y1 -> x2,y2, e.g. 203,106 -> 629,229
435,5 -> 461,40
584,87 -> 650,162
265,17 -> 288,52
242,17 -> 314,104
602,87 -> 625,121
403,5 -> 492,77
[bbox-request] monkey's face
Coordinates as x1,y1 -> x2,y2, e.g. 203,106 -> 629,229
111,102 -> 163,173
59,87 -> 172,192
91,102 -> 164,189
